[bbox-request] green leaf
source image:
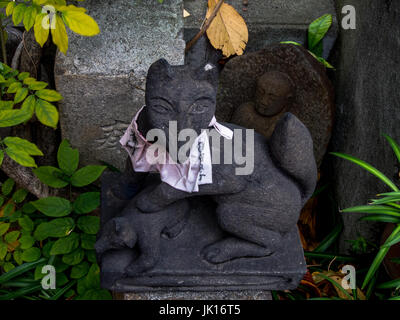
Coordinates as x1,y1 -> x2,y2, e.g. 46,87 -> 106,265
50,232 -> 79,255
5,2 -> 16,17
4,137 -> 43,156
331,152 -> 399,192
76,263 -> 100,295
14,87 -> 29,104
57,140 -> 79,175
70,261 -> 89,279
77,216 -> 100,235
51,14 -> 68,54
18,215 -> 34,232
3,203 -> 14,217
47,217 -> 75,238
80,234 -> 96,250
31,197 -> 72,217
77,288 -> 112,300
13,250 -> 23,265
21,247 -> 41,262
33,222 -> 50,241
33,166 -> 69,188
34,13 -> 50,47
0,100 -> 14,110
7,82 -> 22,94
22,202 -> 36,214
62,9 -> 100,36
0,150 -> 4,167
308,14 -> 332,50
19,235 -> 35,250
0,242 -> 8,260
5,230 -> 20,243
12,189 -> 28,204
28,81 -> 48,90
3,262 -> 15,272
56,272 -> 69,287
2,178 -> 15,196
23,5 -> 37,31
86,250 -> 96,263
5,146 -> 37,168
71,166 -> 106,187
0,109 -> 32,127
35,89 -> 63,102
73,192 -> 100,214
17,72 -> 30,81
35,99 -> 59,128
21,95 -> 36,118
34,263 -> 46,280
41,241 -> 54,258
381,231 -> 400,248
0,223 -> 10,236
12,3 -> 26,26
62,248 -> 84,265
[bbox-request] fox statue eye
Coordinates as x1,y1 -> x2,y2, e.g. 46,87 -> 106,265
151,104 -> 172,114
189,103 -> 207,114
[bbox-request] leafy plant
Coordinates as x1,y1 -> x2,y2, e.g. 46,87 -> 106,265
0,140 -> 109,300
0,63 -> 62,168
332,134 -> 400,296
281,14 -> 334,69
2,0 -> 99,55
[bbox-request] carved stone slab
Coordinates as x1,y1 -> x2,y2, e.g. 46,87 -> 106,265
216,44 -> 335,166
99,173 -> 306,293
55,0 -> 185,170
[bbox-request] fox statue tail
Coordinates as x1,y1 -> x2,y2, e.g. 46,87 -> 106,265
269,113 -> 318,206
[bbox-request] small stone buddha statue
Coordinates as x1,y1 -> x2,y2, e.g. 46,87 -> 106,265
231,71 -> 295,138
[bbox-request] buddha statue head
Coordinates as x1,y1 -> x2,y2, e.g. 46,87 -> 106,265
255,71 -> 294,117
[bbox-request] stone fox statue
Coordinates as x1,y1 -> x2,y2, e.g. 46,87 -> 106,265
95,59 -> 317,275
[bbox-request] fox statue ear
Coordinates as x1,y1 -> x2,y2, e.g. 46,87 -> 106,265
147,58 -> 174,81
195,63 -> 219,88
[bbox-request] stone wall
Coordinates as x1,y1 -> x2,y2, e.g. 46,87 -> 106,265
331,0 -> 400,252
55,0 -> 185,170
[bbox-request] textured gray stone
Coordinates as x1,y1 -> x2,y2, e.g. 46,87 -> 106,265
331,1 -> 400,253
183,0 -> 338,59
55,0 -> 185,170
122,290 -> 272,300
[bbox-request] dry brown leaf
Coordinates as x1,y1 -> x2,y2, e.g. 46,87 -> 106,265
206,0 -> 248,57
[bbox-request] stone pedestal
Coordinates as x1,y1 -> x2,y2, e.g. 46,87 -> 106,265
99,173 -> 306,300
55,0 -> 185,170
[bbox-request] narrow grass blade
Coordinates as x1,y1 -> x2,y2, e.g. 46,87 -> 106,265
381,232 -> 400,248
383,134 -> 400,164
362,225 -> 400,289
360,215 -> 400,223
313,223 -> 343,253
49,280 -> 77,300
0,258 -> 46,284
371,196 -> 400,205
0,284 -> 42,300
331,152 -> 399,192
341,205 -> 400,216
376,278 -> 400,289
315,273 -> 354,300
304,252 -> 357,262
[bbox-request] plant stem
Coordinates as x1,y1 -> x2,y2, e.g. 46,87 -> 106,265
185,0 -> 224,52
0,15 -> 7,64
